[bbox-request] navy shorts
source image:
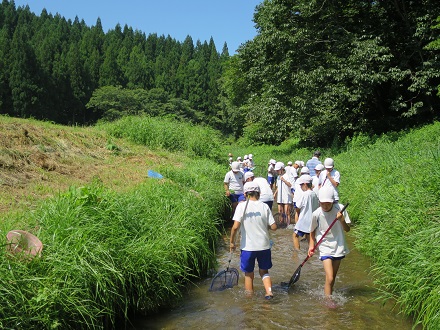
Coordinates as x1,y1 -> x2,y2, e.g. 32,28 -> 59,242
267,176 -> 275,185
229,193 -> 245,203
240,249 -> 272,273
320,255 -> 345,261
263,201 -> 273,210
294,229 -> 308,237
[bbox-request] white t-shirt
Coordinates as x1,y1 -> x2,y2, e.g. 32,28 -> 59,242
312,175 -> 320,196
267,164 -> 275,177
276,174 -> 293,204
233,200 -> 275,251
294,189 -> 319,233
253,177 -> 274,202
310,205 -> 350,258
224,170 -> 244,193
319,169 -> 340,201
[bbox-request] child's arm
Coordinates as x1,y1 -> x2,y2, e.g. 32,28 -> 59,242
224,182 -> 231,196
269,223 -> 277,231
337,211 -> 350,232
308,230 -> 316,257
280,175 -> 291,188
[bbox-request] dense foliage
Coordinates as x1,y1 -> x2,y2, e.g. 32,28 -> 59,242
0,1 -> 229,129
336,123 -> 440,329
224,0 -> 440,145
2,1 -> 440,146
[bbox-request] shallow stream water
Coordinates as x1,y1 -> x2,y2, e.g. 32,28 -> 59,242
131,225 -> 417,330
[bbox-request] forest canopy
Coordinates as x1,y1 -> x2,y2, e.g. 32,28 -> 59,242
1,0 -> 440,147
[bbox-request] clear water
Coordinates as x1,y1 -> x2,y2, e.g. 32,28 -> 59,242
131,227 -> 417,330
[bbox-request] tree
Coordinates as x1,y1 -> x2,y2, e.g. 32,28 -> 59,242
8,6 -> 42,118
231,0 -> 440,145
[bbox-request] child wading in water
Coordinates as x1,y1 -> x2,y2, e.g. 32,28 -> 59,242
308,187 -> 350,298
230,181 -> 277,299
293,174 -> 319,250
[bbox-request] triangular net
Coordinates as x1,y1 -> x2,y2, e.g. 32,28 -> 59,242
273,212 -> 288,229
208,267 -> 239,292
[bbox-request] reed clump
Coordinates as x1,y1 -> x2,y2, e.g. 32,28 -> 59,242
337,122 -> 440,330
97,115 -> 223,160
0,157 -> 226,328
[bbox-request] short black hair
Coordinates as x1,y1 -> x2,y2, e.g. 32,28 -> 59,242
314,150 -> 321,157
245,191 -> 260,198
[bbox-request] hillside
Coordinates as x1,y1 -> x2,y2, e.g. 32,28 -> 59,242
0,116 -> 170,214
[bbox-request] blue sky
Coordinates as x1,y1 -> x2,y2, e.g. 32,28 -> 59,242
13,0 -> 262,53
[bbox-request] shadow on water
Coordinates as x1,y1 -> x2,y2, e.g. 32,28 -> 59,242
131,226 -> 418,330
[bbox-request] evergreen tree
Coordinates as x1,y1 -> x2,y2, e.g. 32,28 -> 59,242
8,6 -> 42,118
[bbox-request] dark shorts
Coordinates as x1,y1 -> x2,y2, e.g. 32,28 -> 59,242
267,176 -> 275,185
240,249 -> 272,273
320,255 -> 345,261
263,201 -> 273,210
294,229 -> 308,237
229,193 -> 245,203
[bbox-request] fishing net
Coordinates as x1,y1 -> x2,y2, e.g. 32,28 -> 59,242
273,212 -> 288,228
209,267 -> 239,292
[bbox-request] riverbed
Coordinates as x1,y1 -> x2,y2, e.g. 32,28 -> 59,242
131,226 -> 417,329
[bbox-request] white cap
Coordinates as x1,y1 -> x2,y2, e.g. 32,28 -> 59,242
297,174 -> 312,185
294,160 -> 302,166
274,162 -> 285,171
244,171 -> 255,181
231,161 -> 240,172
249,154 -> 253,159
244,155 -> 249,159
237,156 -> 242,161
324,158 -> 334,169
269,159 -> 276,165
300,166 -> 310,174
287,161 -> 293,165
315,164 -> 325,171
244,181 -> 260,194
319,187 -> 334,203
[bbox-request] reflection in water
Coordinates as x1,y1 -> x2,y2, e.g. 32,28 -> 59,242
131,228 -> 416,330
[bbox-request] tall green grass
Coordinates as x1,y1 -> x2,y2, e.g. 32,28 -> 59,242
97,115 -> 223,160
0,157 -> 227,329
337,123 -> 440,329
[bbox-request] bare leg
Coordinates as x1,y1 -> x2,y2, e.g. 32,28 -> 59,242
231,201 -> 238,219
284,203 -> 291,225
277,202 -> 283,216
260,270 -> 273,298
293,232 -> 300,250
244,272 -> 255,294
322,258 -> 342,297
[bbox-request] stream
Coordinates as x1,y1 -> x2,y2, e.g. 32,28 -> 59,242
131,224 -> 417,329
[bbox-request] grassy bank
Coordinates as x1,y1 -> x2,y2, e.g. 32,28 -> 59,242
336,123 -> 440,329
1,114 -> 439,329
0,116 -> 228,328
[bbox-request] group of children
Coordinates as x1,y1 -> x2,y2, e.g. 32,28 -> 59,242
224,151 -> 351,301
